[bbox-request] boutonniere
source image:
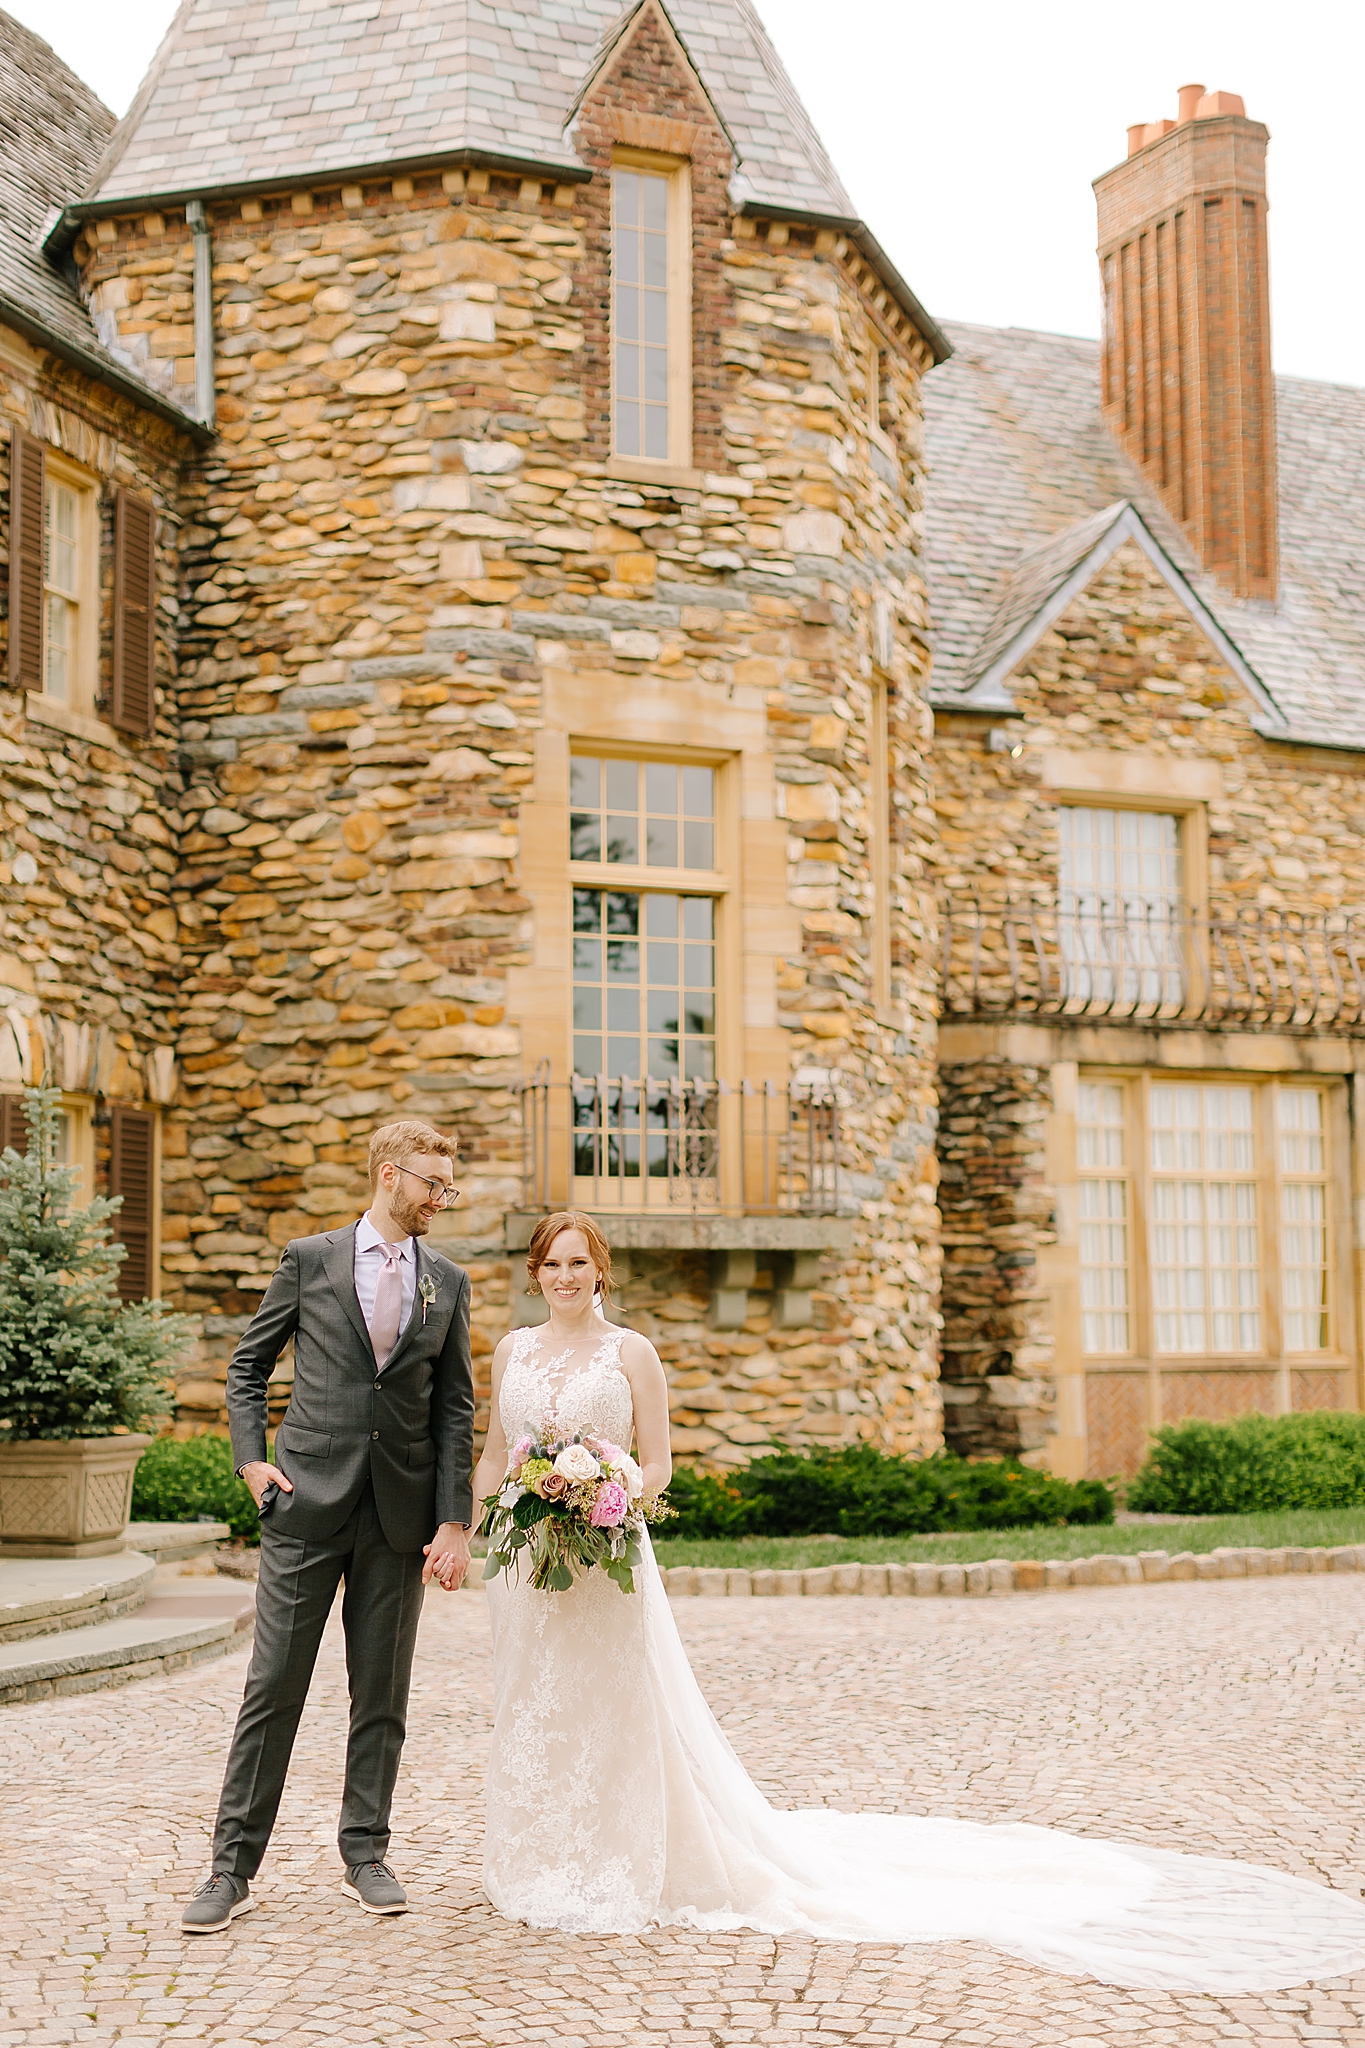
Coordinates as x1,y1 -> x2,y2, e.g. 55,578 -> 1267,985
419,1273 -> 438,1325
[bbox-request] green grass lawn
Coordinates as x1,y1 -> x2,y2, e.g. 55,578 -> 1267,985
651,1506 -> 1365,1572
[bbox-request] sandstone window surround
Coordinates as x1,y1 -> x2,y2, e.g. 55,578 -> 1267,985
31,447 -> 98,717
6,431 -> 157,737
567,749 -> 726,1091
0,1090 -> 95,1206
610,151 -> 693,470
869,677 -> 892,1012
1076,1072 -> 1342,1368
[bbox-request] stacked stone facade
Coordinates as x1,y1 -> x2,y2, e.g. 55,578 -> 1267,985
0,331 -> 191,1202
51,13 -> 944,1460
934,540 -> 1365,1471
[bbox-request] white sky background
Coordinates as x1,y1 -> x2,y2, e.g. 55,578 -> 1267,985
11,0 -> 1364,387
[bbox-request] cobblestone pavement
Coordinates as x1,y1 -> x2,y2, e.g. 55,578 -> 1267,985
6,1575 -> 1365,2047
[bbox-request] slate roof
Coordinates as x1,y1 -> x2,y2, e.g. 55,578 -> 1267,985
0,8 -> 206,436
85,0 -> 853,218
0,14 -> 113,360
924,320 -> 1365,750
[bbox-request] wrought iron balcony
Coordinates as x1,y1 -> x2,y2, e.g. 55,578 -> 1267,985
941,894 -> 1365,1034
518,1067 -> 846,1216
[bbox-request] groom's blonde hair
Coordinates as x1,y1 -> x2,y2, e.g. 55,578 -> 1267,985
367,1119 -> 457,1188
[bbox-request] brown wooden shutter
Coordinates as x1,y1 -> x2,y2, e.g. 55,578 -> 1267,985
111,491 -> 156,736
109,1105 -> 155,1301
7,431 -> 44,692
0,1095 -> 25,1154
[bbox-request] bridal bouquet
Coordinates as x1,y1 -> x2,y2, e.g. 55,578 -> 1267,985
479,1433 -> 672,1594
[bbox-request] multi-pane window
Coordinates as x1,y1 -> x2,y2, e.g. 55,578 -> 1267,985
1058,806 -> 1183,1003
1279,1089 -> 1329,1350
570,757 -> 714,869
1078,1081 -> 1131,1354
1150,1084 -> 1260,1353
612,166 -> 671,460
572,888 -> 715,1083
44,480 -> 79,703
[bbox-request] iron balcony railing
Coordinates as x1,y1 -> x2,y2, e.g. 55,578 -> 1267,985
942,895 -> 1365,1034
519,1067 -> 845,1215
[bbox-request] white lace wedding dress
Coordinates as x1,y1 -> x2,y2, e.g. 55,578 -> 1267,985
483,1322 -> 1365,1990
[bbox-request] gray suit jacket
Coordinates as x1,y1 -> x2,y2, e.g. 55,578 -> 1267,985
226,1223 -> 475,1553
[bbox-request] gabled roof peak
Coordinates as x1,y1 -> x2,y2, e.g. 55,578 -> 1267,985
938,497 -> 1286,731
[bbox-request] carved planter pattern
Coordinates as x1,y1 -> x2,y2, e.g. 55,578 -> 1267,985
0,1435 -> 153,1556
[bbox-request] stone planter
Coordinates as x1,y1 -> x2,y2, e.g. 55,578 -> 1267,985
0,1435 -> 153,1557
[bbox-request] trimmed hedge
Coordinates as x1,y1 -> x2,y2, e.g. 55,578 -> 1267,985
1129,1411 -> 1365,1515
666,1444 -> 1113,1540
131,1433 -> 259,1543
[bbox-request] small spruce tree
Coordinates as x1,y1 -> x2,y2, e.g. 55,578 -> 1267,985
0,1087 -> 189,1441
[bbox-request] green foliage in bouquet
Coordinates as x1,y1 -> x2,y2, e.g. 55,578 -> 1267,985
131,1431 -> 260,1542
0,1087 -> 192,1441
1129,1411 -> 1365,1515
482,1486 -> 645,1594
666,1444 -> 1113,1540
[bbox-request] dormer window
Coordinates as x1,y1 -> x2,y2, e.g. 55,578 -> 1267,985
611,155 -> 691,467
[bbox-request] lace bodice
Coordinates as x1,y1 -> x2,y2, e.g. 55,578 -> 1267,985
499,1320 -> 634,1450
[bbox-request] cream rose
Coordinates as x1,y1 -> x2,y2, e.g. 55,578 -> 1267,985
614,1452 -> 644,1501
554,1442 -> 600,1483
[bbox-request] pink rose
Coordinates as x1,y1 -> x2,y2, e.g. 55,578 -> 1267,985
535,1470 -> 569,1500
511,1437 -> 532,1464
589,1480 -> 628,1527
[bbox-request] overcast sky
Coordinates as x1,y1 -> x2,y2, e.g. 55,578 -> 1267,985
13,0 -> 1364,388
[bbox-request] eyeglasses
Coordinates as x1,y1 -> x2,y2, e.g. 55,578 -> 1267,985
394,1165 -> 460,1208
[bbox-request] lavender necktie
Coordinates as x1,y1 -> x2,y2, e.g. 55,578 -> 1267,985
369,1245 -> 403,1366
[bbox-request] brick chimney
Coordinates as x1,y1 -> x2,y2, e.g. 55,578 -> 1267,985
1095,86 -> 1278,601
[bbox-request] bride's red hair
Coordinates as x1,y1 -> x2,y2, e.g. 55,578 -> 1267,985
526,1210 -> 615,1301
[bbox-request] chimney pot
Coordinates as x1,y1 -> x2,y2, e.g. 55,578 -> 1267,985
1177,82 -> 1206,123
1127,122 -> 1148,158
1196,89 -> 1247,118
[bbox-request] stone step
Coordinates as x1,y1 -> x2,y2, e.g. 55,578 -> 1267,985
124,1521 -> 231,1567
0,1551 -> 156,1645
0,1580 -> 255,1705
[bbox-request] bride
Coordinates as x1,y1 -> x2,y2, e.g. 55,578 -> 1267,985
470,1209 -> 1365,1991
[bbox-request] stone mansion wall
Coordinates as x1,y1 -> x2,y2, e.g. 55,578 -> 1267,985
65,27 -> 945,1463
934,541 -> 1365,1474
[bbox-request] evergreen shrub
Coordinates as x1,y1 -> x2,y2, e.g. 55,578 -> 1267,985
666,1443 -> 1113,1540
131,1432 -> 259,1542
1128,1411 -> 1365,1515
0,1088 -> 191,1441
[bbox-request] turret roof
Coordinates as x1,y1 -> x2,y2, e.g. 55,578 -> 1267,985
84,0 -> 853,220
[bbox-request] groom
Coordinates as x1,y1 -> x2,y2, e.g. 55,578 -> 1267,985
182,1119 -> 475,1933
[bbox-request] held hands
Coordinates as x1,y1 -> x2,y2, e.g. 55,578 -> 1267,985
240,1460 -> 292,1508
423,1521 -> 471,1592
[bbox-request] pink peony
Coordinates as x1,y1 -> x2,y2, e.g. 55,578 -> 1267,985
511,1436 -> 532,1465
535,1470 -> 569,1500
589,1479 -> 628,1527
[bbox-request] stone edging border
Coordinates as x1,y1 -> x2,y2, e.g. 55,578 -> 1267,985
660,1543 -> 1365,1599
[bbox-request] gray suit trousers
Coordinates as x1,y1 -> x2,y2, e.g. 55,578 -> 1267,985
212,1481 -> 425,1878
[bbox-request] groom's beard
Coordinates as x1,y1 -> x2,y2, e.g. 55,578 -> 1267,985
391,1188 -> 434,1238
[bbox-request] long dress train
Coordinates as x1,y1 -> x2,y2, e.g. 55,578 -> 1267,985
483,1323 -> 1365,1991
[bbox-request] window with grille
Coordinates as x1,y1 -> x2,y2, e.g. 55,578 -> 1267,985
1075,1077 -> 1336,1363
1279,1089 -> 1330,1350
611,162 -> 689,465
1078,1080 -> 1131,1354
568,753 -> 721,1192
1058,806 -> 1183,1003
44,480 -> 79,703
1150,1083 -> 1260,1353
